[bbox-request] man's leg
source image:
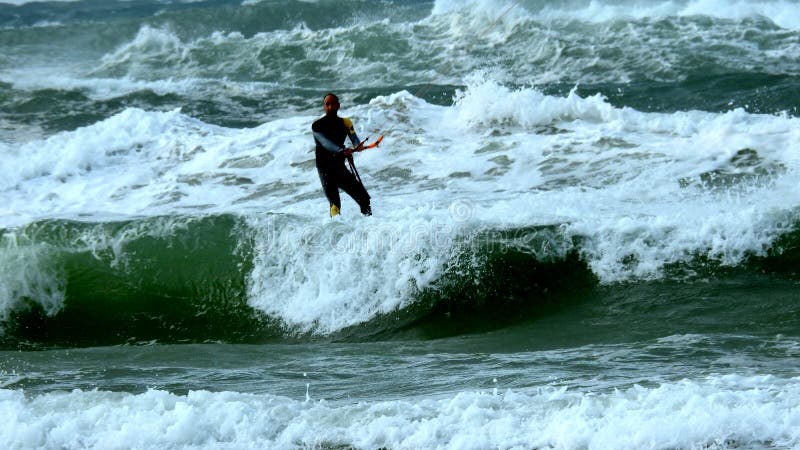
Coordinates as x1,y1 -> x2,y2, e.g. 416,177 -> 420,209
338,166 -> 372,216
317,165 -> 341,216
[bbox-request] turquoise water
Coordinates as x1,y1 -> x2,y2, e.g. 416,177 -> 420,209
1,0 -> 800,448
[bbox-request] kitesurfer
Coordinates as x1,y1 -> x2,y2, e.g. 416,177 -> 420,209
312,93 -> 372,217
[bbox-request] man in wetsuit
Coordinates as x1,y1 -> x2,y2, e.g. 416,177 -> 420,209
312,93 -> 372,217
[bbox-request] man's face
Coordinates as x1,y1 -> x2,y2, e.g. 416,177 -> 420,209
323,95 -> 340,116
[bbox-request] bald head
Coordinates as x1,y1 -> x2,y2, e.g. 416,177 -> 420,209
323,93 -> 340,117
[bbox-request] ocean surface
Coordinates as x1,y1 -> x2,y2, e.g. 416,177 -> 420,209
1,0 -> 800,448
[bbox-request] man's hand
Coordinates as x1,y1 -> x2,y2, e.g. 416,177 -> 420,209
342,147 -> 354,157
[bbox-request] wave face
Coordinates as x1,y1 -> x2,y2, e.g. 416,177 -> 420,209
0,215 -> 263,346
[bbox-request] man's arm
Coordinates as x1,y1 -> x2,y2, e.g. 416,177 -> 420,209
313,131 -> 345,153
343,117 -> 361,149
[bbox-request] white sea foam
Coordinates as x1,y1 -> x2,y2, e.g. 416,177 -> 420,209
1,375 -> 798,449
433,0 -> 800,30
0,232 -> 65,322
245,214 -> 468,334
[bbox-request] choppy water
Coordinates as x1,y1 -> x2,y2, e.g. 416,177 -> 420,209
1,0 -> 800,448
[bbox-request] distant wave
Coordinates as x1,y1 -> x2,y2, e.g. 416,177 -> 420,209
5,0 -> 798,93
86,8 -> 800,86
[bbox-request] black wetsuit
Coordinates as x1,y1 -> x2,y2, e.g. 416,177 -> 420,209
312,114 -> 372,215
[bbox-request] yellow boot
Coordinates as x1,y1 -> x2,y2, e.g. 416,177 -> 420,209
329,204 -> 340,217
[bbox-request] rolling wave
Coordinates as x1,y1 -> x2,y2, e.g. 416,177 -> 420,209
2,213 -> 798,347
